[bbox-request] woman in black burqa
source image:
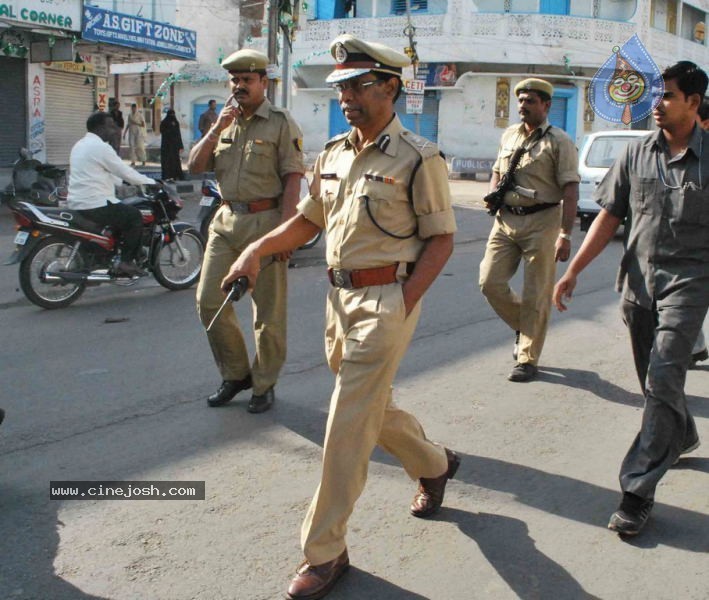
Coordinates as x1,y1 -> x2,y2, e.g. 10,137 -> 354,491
159,109 -> 185,180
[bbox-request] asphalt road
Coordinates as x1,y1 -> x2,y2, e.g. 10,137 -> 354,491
0,189 -> 707,600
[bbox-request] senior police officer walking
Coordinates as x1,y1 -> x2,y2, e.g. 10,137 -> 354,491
554,61 -> 709,536
221,35 -> 459,599
479,78 -> 579,382
188,49 -> 304,413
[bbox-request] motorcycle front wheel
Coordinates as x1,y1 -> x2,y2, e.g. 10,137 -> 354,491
19,237 -> 87,309
153,227 -> 204,290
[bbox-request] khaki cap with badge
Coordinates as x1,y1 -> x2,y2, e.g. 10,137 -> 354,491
514,78 -> 554,98
221,49 -> 269,73
326,34 -> 411,83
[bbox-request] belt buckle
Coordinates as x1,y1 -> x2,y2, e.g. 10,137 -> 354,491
332,269 -> 353,289
508,205 -> 524,216
232,202 -> 249,214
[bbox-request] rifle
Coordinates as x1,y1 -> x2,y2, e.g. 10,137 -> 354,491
483,146 -> 526,216
484,125 -> 551,216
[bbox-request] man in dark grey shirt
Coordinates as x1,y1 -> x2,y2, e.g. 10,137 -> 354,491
553,61 -> 709,536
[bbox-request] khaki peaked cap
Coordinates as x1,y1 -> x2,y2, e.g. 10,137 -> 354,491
514,78 -> 554,98
326,34 -> 411,83
221,49 -> 269,73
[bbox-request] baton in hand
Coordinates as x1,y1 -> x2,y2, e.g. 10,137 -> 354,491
206,276 -> 249,332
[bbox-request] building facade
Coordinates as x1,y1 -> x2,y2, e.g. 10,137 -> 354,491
0,0 -> 197,166
288,0 -> 709,165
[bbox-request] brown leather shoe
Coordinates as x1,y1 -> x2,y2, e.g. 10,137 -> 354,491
286,549 -> 349,600
410,448 -> 460,518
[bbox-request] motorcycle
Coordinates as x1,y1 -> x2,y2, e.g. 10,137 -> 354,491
197,176 -> 322,250
7,182 -> 205,309
2,148 -> 67,207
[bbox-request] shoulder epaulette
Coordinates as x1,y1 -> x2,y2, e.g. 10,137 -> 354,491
400,130 -> 439,160
324,131 -> 350,149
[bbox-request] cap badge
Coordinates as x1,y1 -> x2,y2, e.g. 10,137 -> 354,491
334,43 -> 348,64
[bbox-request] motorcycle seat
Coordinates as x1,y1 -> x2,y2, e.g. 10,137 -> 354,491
40,208 -> 106,235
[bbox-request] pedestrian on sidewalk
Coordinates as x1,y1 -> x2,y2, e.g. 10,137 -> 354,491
198,99 -> 218,138
221,34 -> 459,600
554,61 -> 708,536
124,104 -> 147,166
159,109 -> 184,180
188,49 -> 305,414
479,78 -> 579,382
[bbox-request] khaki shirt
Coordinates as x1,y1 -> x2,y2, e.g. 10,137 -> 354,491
298,115 -> 456,270
210,99 -> 304,203
493,120 -> 579,206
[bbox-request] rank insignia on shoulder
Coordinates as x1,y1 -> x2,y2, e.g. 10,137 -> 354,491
320,172 -> 339,180
400,131 -> 438,158
364,173 -> 396,184
294,138 -> 303,152
221,138 -> 234,144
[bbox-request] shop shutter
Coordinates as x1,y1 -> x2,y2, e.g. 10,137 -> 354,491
548,95 -> 568,132
45,70 -> 95,164
0,57 -> 27,167
395,91 -> 439,143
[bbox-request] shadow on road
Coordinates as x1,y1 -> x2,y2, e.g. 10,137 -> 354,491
442,508 -> 601,600
329,567 -> 431,599
539,367 -> 709,419
0,483 -> 108,600
276,401 -> 709,555
453,453 -> 709,554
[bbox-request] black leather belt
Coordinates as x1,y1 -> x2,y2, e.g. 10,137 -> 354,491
504,203 -> 559,216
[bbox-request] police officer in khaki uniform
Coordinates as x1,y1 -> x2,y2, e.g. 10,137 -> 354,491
222,34 -> 458,600
480,78 -> 579,382
188,49 -> 304,413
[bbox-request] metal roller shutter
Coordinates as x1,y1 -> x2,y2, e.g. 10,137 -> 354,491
395,91 -> 439,143
0,57 -> 27,167
45,71 -> 95,164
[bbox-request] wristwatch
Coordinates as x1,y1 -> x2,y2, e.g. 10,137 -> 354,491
558,232 -> 572,241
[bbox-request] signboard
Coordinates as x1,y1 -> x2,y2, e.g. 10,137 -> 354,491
96,77 -> 108,112
82,6 -> 197,60
404,79 -> 425,95
28,63 -> 47,161
0,0 -> 81,31
416,62 -> 457,87
44,53 -> 108,77
406,95 -> 423,115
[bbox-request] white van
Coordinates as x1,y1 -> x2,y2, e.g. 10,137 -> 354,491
577,130 -> 652,231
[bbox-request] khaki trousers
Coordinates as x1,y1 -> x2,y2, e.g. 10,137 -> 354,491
128,127 -> 146,163
196,205 -> 286,394
301,283 -> 448,565
479,206 -> 561,366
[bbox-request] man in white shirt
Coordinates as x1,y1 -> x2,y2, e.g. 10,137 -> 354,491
68,112 -> 156,276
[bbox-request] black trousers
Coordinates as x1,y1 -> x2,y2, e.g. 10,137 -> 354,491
79,202 -> 143,261
619,298 -> 707,499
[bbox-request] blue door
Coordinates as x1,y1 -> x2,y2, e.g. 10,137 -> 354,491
328,94 -> 439,142
540,0 -> 569,14
548,87 -> 578,143
193,102 -> 224,141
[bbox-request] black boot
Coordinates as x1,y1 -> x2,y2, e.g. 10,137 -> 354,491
247,387 -> 275,413
206,376 -> 252,407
